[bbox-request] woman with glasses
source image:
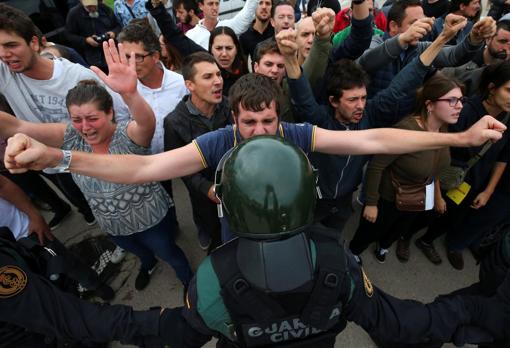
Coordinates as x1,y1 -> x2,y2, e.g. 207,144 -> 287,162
349,73 -> 465,264
0,40 -> 193,292
415,61 -> 510,270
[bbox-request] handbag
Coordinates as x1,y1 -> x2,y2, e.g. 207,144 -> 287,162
393,180 -> 428,212
439,112 -> 510,190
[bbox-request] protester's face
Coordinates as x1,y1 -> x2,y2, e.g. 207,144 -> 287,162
330,86 -> 367,124
296,17 -> 315,60
254,52 -> 286,85
487,29 -> 510,61
271,5 -> 295,34
121,41 -> 159,81
256,0 -> 272,22
398,6 -> 424,33
69,103 -> 113,145
186,61 -> 223,104
211,34 -> 237,71
176,4 -> 193,24
0,31 -> 39,73
199,0 -> 220,21
235,101 -> 279,138
460,0 -> 481,18
428,87 -> 464,125
491,81 -> 510,112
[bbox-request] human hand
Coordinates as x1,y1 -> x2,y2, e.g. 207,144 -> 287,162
470,190 -> 492,209
469,17 -> 496,44
28,213 -> 54,245
399,17 -> 435,47
363,205 -> 378,223
86,36 -> 100,47
461,115 -> 506,147
106,31 -> 116,40
207,185 -> 220,204
151,0 -> 168,7
435,196 -> 447,214
4,134 -> 61,173
440,14 -> 468,42
276,29 -> 299,57
312,8 -> 335,40
90,39 -> 138,97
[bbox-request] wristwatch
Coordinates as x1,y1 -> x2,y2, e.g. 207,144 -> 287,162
43,150 -> 72,174
352,0 -> 366,4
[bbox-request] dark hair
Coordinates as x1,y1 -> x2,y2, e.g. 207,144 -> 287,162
271,0 -> 294,18
479,60 -> 510,100
253,38 -> 281,64
209,26 -> 248,75
449,0 -> 480,15
182,51 -> 218,81
173,0 -> 200,13
118,21 -> 161,55
496,20 -> 510,35
66,80 -> 113,117
326,59 -> 370,100
0,3 -> 39,44
228,73 -> 282,118
386,0 -> 422,31
159,37 -> 183,71
41,44 -> 71,60
415,72 -> 464,123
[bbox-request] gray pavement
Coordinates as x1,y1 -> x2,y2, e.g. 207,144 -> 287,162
52,180 -> 479,348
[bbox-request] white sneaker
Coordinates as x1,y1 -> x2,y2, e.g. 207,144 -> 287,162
110,246 -> 126,264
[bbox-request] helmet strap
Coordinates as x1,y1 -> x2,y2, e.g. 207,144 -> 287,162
236,233 -> 315,292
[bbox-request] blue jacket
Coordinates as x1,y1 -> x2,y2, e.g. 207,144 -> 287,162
287,58 -> 431,199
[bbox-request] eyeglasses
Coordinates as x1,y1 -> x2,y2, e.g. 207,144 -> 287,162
435,96 -> 468,107
125,52 -> 152,63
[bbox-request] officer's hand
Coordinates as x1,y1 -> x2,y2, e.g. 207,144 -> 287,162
363,205 -> 378,223
469,17 -> 496,45
28,213 -> 54,245
207,185 -> 220,204
440,14 -> 468,42
276,29 -> 299,57
312,8 -> 335,40
4,134 -> 61,173
461,115 -> 506,147
398,17 -> 435,47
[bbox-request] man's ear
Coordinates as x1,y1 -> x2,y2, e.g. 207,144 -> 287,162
30,36 -> 40,53
328,95 -> 339,108
253,61 -> 260,73
232,111 -> 237,125
270,17 -> 276,29
388,20 -> 399,37
185,79 -> 194,92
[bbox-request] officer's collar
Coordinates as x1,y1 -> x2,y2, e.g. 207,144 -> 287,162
237,232 -> 315,292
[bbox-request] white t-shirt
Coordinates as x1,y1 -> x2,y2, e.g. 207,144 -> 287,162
0,58 -> 130,124
137,64 -> 187,154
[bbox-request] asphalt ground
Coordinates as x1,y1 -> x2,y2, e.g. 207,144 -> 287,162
51,179 -> 479,348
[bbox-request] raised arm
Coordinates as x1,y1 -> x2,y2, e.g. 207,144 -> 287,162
314,115 -> 507,156
0,111 -> 65,148
218,0 -> 259,35
91,40 -> 156,147
5,134 -> 204,185
148,1 -> 206,56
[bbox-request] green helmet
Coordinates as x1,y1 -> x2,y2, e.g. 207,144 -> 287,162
215,136 -> 317,240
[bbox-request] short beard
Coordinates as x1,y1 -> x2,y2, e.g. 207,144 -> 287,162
256,14 -> 270,23
488,46 -> 508,60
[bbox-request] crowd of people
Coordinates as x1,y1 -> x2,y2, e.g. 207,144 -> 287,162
1,0 -> 510,346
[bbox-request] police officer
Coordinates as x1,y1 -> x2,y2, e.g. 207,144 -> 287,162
152,136 -> 510,348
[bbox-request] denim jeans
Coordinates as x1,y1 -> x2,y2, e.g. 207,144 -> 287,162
111,209 -> 193,286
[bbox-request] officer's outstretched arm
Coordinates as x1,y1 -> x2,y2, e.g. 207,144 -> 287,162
0,253 -> 160,345
343,255 -> 510,345
314,115 -> 506,156
4,133 -> 205,184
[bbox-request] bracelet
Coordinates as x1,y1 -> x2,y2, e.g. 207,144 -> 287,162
43,150 -> 72,174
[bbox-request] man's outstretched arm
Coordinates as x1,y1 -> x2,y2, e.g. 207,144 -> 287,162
4,134 -> 205,185
314,115 -> 506,156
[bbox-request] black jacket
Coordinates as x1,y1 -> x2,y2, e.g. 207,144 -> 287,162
64,4 -> 121,69
163,95 -> 231,197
